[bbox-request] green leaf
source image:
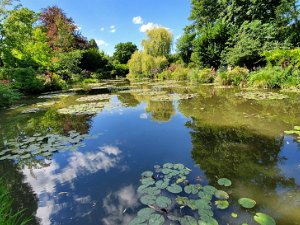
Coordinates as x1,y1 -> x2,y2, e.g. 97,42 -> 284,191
176,196 -> 189,205
180,216 -> 198,225
217,178 -> 232,187
141,171 -> 153,178
137,208 -> 155,220
238,198 -> 256,209
156,196 -> 172,208
215,200 -> 229,210
166,184 -> 182,194
140,195 -> 156,205
231,212 -> 238,218
141,177 -> 155,186
155,180 -> 169,189
214,190 -> 229,200
203,185 -> 217,195
184,184 -> 201,194
128,216 -> 147,225
148,213 -> 165,225
254,213 -> 276,225
163,163 -> 173,168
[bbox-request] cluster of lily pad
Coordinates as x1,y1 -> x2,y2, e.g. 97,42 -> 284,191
38,92 -> 76,99
284,126 -> 300,142
76,94 -> 111,102
235,92 -> 288,100
129,163 -> 276,225
0,130 -> 98,161
150,93 -> 198,102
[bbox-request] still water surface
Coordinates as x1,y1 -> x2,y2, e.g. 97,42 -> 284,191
0,81 -> 299,225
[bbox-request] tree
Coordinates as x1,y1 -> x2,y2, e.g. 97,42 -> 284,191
113,42 -> 137,64
79,48 -> 109,72
176,25 -> 196,64
89,39 -> 98,49
142,27 -> 173,57
40,6 -> 77,52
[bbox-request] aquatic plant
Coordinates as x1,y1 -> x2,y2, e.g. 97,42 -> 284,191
235,91 -> 288,100
129,163 -> 276,225
76,94 -> 111,102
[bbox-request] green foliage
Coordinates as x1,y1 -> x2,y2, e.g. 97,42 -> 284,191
0,83 -> 20,108
142,27 -> 173,57
111,63 -> 129,77
262,48 -> 300,68
189,68 -> 214,83
79,48 -> 108,72
170,66 -> 189,81
113,42 -> 138,64
176,26 -> 196,65
0,180 -> 31,225
217,67 -> 249,86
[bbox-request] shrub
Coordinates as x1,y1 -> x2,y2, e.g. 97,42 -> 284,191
111,63 -> 129,77
43,72 -> 68,91
262,48 -> 300,68
0,83 -> 20,108
79,48 -> 109,72
189,68 -> 214,83
170,66 -> 189,80
248,66 -> 290,88
156,70 -> 172,80
217,67 -> 249,86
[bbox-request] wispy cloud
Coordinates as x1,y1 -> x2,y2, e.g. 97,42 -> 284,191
110,25 -> 116,33
100,27 -> 105,31
139,22 -> 161,32
132,16 -> 143,24
95,39 -> 108,46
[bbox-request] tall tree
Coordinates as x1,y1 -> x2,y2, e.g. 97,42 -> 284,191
176,25 -> 196,64
113,42 -> 137,64
142,27 -> 173,57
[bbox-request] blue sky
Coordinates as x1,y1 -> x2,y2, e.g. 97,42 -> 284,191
21,0 -> 191,55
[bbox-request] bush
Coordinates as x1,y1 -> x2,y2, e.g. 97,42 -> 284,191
217,67 -> 249,86
248,66 -> 290,88
170,66 -> 189,80
111,63 -> 129,77
79,48 -> 109,72
262,48 -> 300,68
43,72 -> 68,91
189,68 -> 214,83
0,83 -> 20,108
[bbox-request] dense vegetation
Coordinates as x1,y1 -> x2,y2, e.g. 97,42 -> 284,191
1,0 -> 300,109
127,0 -> 300,90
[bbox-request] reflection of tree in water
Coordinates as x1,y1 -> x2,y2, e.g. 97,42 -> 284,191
146,100 -> 175,122
0,160 -> 39,225
117,93 -> 140,107
187,119 -> 296,189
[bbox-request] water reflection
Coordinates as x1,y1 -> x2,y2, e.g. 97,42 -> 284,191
102,185 -> 139,225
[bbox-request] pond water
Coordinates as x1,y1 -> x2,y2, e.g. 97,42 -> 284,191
0,80 -> 299,225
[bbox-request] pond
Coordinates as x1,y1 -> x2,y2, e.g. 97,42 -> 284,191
0,80 -> 299,225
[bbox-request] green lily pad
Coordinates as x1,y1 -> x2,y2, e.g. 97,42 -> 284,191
176,176 -> 186,184
254,213 -> 276,225
198,218 -> 218,225
141,177 -> 155,186
217,178 -> 232,187
155,180 -> 169,189
128,216 -> 147,225
215,200 -> 229,210
203,185 -> 217,195
231,212 -> 238,218
173,163 -> 185,170
180,216 -> 198,225
163,163 -> 173,168
139,187 -> 161,196
142,171 -> 154,178
140,195 -> 156,205
176,196 -> 189,206
238,198 -> 256,209
137,208 -> 155,220
166,184 -> 182,194
156,196 -> 172,208
214,190 -> 229,200
148,214 -> 165,225
184,184 -> 200,194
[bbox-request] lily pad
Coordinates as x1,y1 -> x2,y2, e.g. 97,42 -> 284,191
217,178 -> 232,187
141,177 -> 155,186
214,190 -> 229,200
155,180 -> 169,189
238,198 -> 256,209
166,184 -> 182,194
180,215 -> 198,225
254,213 -> 276,225
140,195 -> 156,205
137,208 -> 155,219
148,214 -> 165,225
142,171 -> 154,178
184,184 -> 201,194
231,212 -> 238,218
215,200 -> 229,210
155,196 -> 172,208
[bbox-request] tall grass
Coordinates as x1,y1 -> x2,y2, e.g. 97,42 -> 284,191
0,181 -> 31,225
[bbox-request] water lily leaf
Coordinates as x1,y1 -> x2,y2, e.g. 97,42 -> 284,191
142,171 -> 153,178
137,208 -> 155,220
166,184 -> 182,194
148,213 -> 165,225
214,190 -> 229,200
173,163 -> 185,170
156,196 -> 172,208
198,218 -> 218,225
238,198 -> 256,209
141,177 -> 155,186
128,216 -> 147,225
231,212 -> 238,218
155,180 -> 169,189
215,200 -> 229,210
254,213 -> 276,225
203,185 -> 217,195
161,168 -> 172,175
140,187 -> 161,196
217,178 -> 232,187
198,191 -> 213,201
176,176 -> 186,184
184,184 -> 200,194
163,163 -> 173,169
176,196 -> 189,206
140,195 -> 156,205
180,216 -> 198,225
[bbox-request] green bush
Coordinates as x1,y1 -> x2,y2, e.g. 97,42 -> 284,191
0,83 -> 20,108
156,70 -> 172,80
111,63 -> 129,77
170,66 -> 189,80
248,66 -> 290,88
217,67 -> 249,86
79,48 -> 109,72
189,68 -> 214,83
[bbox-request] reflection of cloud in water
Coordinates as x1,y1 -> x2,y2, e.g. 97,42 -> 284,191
22,145 -> 122,225
140,113 -> 148,119
102,185 -> 139,225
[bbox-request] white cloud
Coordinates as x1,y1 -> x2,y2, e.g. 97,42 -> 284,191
110,25 -> 116,33
75,24 -> 82,31
100,27 -> 105,31
132,16 -> 143,24
95,39 -> 108,46
140,22 -> 165,32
